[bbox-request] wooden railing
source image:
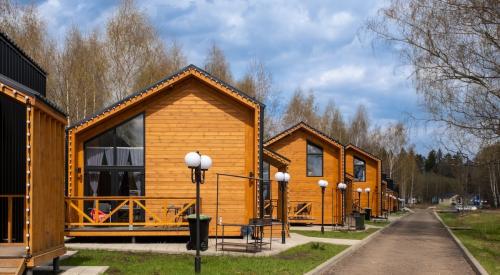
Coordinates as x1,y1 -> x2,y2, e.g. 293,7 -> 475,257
263,199 -> 278,219
0,195 -> 25,243
288,201 -> 313,221
65,196 -> 197,228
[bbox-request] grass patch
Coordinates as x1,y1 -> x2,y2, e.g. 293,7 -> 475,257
291,227 -> 379,240
439,211 -> 500,275
61,242 -> 347,275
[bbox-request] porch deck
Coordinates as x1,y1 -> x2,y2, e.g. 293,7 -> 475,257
0,245 -> 25,258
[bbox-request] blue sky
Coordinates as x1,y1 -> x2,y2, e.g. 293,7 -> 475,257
28,0 -> 433,153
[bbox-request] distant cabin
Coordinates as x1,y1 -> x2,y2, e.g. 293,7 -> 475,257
65,65 -> 270,237
0,32 -> 66,273
345,144 -> 382,217
265,122 -> 345,225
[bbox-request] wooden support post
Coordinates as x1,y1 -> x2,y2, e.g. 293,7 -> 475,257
129,200 -> 134,228
8,197 -> 12,243
94,200 -> 100,222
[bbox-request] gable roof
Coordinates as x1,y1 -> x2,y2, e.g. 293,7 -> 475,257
345,143 -> 381,162
263,148 -> 291,166
68,64 -> 263,131
264,121 -> 343,150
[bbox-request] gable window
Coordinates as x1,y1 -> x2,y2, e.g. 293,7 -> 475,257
307,142 -> 323,177
354,157 -> 366,181
84,113 -> 145,198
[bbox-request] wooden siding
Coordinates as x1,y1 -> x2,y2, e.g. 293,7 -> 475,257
266,128 -> 344,225
345,146 -> 382,217
0,81 -> 66,265
68,76 -> 260,236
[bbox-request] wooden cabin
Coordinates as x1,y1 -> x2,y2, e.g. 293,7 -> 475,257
0,32 -> 66,274
345,144 -> 382,217
65,65 -> 265,237
264,122 -> 344,225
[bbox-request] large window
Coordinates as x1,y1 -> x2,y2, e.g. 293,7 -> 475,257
354,157 -> 366,181
84,113 -> 145,198
262,161 -> 271,201
306,142 -> 323,177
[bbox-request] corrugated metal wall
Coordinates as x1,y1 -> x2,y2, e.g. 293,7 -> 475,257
0,34 -> 46,96
0,93 -> 26,243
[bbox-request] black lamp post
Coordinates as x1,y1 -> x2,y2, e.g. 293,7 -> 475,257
318,180 -> 328,234
337,182 -> 347,225
185,151 -> 212,274
275,171 -> 290,244
356,188 -> 362,212
365,187 -> 371,209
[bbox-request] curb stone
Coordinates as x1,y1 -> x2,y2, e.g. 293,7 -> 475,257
433,211 -> 489,275
305,212 -> 410,275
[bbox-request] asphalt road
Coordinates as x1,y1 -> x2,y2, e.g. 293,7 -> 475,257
323,209 -> 475,275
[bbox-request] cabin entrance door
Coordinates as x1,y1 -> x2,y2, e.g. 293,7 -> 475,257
0,93 -> 26,244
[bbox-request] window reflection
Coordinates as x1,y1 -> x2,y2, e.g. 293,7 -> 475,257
307,142 -> 323,177
354,157 -> 366,181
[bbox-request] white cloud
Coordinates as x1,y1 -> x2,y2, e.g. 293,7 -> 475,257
305,65 -> 365,87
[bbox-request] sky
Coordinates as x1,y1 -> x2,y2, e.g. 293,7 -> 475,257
26,0 -> 433,153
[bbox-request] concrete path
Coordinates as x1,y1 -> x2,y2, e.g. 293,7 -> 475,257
66,233 -> 359,257
323,209 -> 475,275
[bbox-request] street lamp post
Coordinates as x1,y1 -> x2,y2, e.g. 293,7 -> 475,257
184,151 -> 212,274
365,187 -> 371,209
318,180 -> 329,234
337,183 -> 347,225
364,187 -> 371,220
275,171 -> 290,244
356,188 -> 362,212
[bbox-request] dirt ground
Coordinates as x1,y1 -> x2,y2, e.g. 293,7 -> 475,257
323,209 -> 475,275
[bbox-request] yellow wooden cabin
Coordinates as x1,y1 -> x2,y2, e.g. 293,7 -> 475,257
65,65 -> 267,238
345,144 -> 382,217
264,122 -> 345,225
1,32 -> 66,274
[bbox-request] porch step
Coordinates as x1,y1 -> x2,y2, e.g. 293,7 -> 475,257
0,258 -> 25,275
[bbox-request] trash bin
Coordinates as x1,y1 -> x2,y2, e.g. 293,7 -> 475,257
353,211 -> 365,230
364,208 -> 372,221
186,214 -> 211,251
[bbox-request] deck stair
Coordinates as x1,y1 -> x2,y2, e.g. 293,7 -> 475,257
0,258 -> 25,275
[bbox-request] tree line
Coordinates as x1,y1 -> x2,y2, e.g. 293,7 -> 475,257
1,0 -> 498,207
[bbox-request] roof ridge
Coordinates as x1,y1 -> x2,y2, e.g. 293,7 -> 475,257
346,143 -> 381,160
265,121 -> 343,147
67,64 -> 263,130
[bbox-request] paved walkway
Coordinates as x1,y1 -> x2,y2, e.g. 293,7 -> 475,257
323,209 -> 475,275
66,233 -> 359,257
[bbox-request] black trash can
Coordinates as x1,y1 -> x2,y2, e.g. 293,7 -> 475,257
186,214 -> 211,251
353,212 -> 365,230
364,208 -> 372,221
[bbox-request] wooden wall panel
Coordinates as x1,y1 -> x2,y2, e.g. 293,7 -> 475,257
29,103 -> 66,256
345,148 -> 381,217
70,77 -> 259,236
267,129 -> 344,225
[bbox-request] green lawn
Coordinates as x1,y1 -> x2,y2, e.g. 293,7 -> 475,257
439,211 -> 500,275
61,242 -> 348,275
291,227 -> 379,240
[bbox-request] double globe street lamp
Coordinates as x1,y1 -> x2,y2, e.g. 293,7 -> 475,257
317,180 -> 329,234
275,171 -> 290,244
184,151 -> 212,274
337,182 -> 347,225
